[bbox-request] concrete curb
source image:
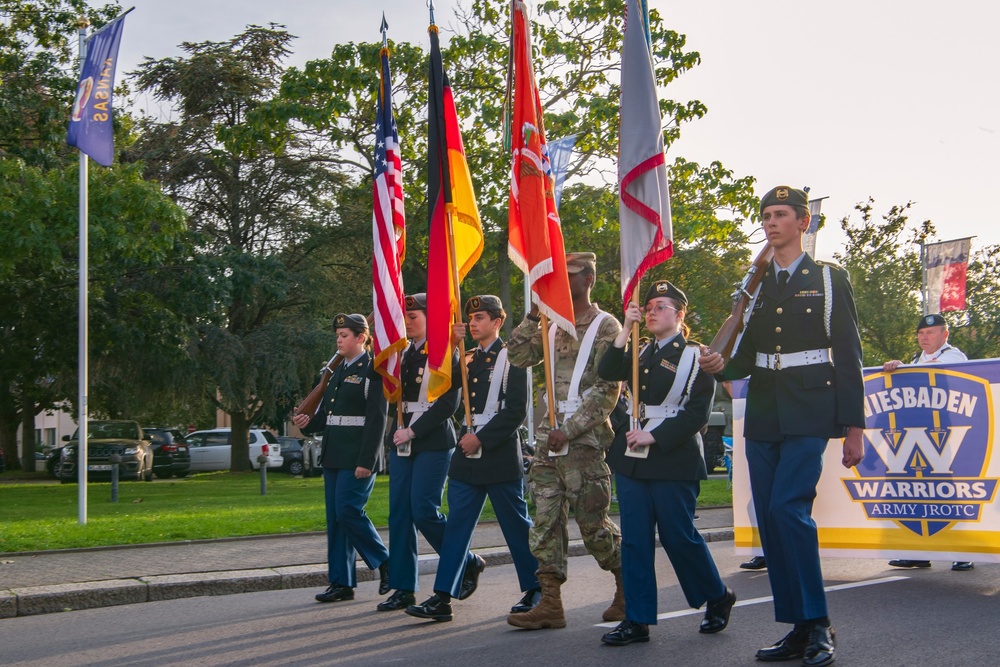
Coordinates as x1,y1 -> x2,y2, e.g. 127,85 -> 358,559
0,527 -> 734,619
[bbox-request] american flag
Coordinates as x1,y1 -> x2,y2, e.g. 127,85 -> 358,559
372,37 -> 408,402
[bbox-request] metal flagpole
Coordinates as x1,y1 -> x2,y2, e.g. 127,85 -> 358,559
524,279 -> 534,451
76,15 -> 90,523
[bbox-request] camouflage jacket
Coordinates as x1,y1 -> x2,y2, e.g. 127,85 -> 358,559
508,304 -> 622,451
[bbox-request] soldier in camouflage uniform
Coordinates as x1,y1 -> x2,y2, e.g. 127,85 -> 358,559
505,252 -> 624,630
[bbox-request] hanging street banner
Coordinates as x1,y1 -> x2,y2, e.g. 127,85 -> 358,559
732,358 -> 1000,563
66,11 -> 130,166
924,238 -> 972,314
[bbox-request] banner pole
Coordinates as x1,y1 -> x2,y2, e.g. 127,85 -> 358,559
920,242 -> 928,316
524,277 -> 534,453
76,15 -> 90,524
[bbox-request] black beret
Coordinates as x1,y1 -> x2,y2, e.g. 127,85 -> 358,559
917,313 -> 947,331
643,280 -> 687,307
465,294 -> 504,316
759,185 -> 808,215
404,293 -> 427,311
333,313 -> 368,333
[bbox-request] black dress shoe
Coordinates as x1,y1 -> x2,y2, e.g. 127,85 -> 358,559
376,589 -> 415,611
755,627 -> 809,661
601,620 -> 650,646
952,561 -> 974,571
378,561 -> 391,595
802,623 -> 835,667
888,559 -> 931,568
510,587 -> 542,614
315,584 -> 354,603
740,556 -> 767,570
457,554 -> 486,600
405,594 -> 453,622
699,587 -> 736,634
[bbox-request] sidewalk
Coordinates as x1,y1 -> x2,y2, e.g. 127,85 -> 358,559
0,506 -> 734,619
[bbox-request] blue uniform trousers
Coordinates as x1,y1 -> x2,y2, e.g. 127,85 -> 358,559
616,474 -> 726,624
745,436 -> 829,624
323,467 -> 389,588
434,478 -> 539,598
387,448 -> 453,592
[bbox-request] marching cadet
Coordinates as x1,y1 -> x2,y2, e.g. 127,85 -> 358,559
404,295 -> 539,622
293,313 -> 391,603
597,281 -> 736,645
378,293 -> 482,612
505,252 -> 624,630
700,186 -> 865,667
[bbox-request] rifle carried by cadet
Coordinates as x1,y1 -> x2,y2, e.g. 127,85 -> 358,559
708,243 -> 774,363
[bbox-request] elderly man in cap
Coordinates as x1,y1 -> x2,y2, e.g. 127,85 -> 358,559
293,313 -> 391,603
404,295 -> 539,623
505,252 -> 624,630
884,313 -> 972,571
700,186 -> 865,667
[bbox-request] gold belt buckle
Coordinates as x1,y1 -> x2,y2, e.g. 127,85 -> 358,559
774,353 -> 781,370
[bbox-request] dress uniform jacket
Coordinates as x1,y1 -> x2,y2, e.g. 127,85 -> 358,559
388,341 -> 461,453
450,338 -> 528,486
723,255 -> 865,440
304,352 -> 387,471
598,335 -> 714,481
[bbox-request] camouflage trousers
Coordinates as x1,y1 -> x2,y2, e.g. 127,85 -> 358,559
527,444 -> 622,581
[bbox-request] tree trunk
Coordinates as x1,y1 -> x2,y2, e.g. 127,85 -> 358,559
229,411 -> 252,472
0,381 -> 21,471
20,393 -> 37,473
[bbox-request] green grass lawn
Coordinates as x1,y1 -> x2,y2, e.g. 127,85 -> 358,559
0,472 -> 731,553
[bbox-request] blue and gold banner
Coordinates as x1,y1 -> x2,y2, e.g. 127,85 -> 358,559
732,359 -> 1000,562
66,12 -> 129,166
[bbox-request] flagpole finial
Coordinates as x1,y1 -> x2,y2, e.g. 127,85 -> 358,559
381,13 -> 389,47
428,0 -> 436,26
76,15 -> 90,29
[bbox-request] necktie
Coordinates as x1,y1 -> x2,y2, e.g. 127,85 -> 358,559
777,270 -> 789,290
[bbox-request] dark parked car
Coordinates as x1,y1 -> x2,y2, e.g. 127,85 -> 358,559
277,436 -> 320,476
143,427 -> 192,479
57,420 -> 154,483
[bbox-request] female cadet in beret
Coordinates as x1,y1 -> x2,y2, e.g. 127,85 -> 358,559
596,281 -> 735,646
293,313 -> 390,603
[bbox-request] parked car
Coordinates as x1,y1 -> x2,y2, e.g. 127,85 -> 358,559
143,427 -> 192,479
277,436 -> 321,476
184,428 -> 283,472
57,420 -> 154,483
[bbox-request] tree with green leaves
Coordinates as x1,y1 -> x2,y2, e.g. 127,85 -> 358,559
260,0 -> 757,342
129,25 -> 349,469
0,1 -> 189,471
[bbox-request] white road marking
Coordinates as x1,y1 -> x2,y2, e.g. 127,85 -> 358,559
595,575 -> 910,627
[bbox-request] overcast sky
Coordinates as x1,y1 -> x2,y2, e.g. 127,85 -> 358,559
102,0 -> 999,261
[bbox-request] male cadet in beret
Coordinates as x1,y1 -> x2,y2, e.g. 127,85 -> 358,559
700,186 -> 865,667
506,252 -> 624,630
404,295 -> 539,622
294,313 -> 391,603
597,280 -> 736,646
884,313 -> 972,571
378,293 -> 481,612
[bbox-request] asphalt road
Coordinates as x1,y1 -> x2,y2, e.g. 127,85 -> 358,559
2,542 -> 997,666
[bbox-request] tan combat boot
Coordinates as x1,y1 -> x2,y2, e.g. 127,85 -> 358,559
506,573 -> 566,630
602,567 -> 626,622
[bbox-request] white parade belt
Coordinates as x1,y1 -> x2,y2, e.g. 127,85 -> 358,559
402,401 -> 433,415
326,415 -> 365,427
634,404 -> 680,420
755,348 -> 831,370
471,412 -> 497,427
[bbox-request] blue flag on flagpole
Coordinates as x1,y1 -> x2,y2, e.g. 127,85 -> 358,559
66,12 -> 129,166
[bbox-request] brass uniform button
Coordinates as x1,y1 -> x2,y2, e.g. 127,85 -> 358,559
775,327 -> 782,333
673,341 -> 680,348
826,381 -> 832,386
643,369 -> 649,374
641,385 -> 647,391
775,345 -> 782,352
471,392 -> 476,398
806,308 -> 812,313
802,269 -> 810,275
472,378 -> 478,383
415,376 -> 422,383
776,307 -> 783,314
